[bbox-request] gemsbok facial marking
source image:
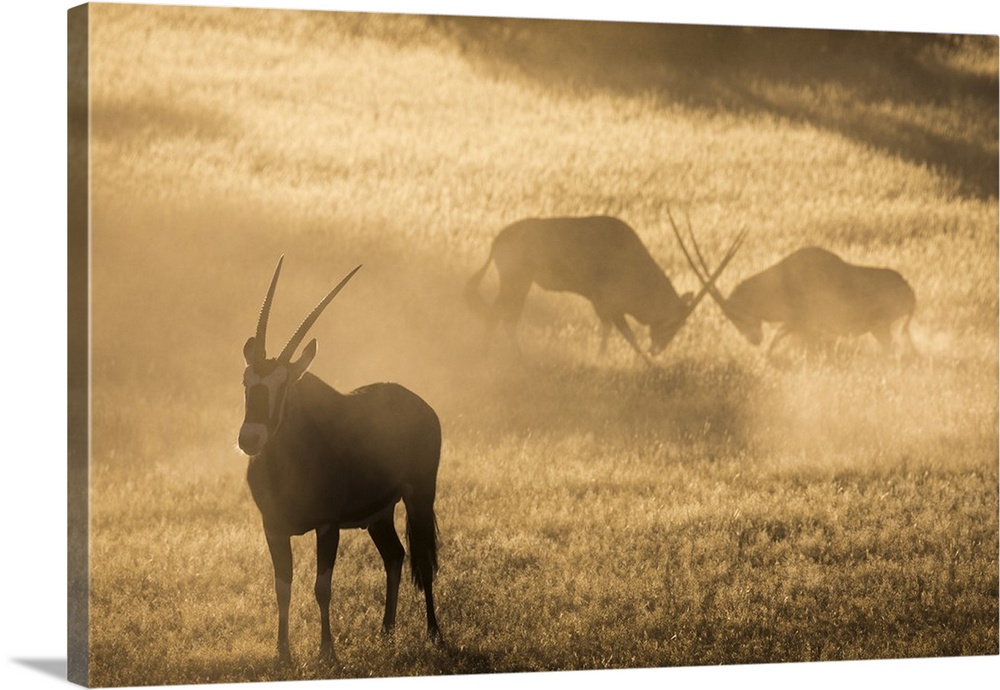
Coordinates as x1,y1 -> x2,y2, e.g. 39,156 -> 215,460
239,256 -> 443,664
669,210 -> 916,359
464,215 -> 745,364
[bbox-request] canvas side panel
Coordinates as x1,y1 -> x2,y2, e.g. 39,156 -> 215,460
68,3 -> 90,687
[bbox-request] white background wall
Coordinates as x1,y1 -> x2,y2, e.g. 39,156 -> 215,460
2,2 -> 997,689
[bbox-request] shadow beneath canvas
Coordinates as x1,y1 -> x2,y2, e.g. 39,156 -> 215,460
11,658 -> 67,680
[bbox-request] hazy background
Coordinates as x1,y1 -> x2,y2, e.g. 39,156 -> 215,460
4,2 -> 1000,690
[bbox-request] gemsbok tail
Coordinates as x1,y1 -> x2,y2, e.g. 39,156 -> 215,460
405,499 -> 439,591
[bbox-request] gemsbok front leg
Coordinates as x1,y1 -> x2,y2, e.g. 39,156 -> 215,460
610,314 -> 653,365
767,324 -> 794,359
315,524 -> 339,660
265,529 -> 294,664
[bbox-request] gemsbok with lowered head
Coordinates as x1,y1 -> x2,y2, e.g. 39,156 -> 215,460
668,209 -> 916,358
238,257 -> 443,663
464,215 -> 746,364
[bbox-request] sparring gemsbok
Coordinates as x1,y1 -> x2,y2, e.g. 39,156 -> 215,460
668,209 -> 916,359
464,215 -> 746,364
238,257 -> 443,663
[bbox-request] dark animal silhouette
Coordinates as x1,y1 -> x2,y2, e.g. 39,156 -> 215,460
464,215 -> 745,363
670,211 -> 915,357
238,257 -> 442,663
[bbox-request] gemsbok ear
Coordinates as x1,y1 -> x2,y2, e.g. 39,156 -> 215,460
243,337 -> 258,365
291,339 -> 318,379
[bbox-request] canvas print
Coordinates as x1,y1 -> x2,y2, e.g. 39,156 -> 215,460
67,3 -> 999,687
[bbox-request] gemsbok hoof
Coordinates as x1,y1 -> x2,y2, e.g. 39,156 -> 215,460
318,643 -> 336,664
276,647 -> 293,667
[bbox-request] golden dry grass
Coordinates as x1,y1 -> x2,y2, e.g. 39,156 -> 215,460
81,5 -> 997,686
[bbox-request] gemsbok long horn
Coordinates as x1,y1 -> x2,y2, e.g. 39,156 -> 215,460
687,231 -> 746,308
683,210 -> 715,283
277,264 -> 363,363
252,255 -> 285,362
684,209 -> 732,307
667,206 -> 747,315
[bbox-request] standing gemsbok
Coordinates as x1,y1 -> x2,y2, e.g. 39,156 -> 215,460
668,209 -> 916,358
464,215 -> 746,363
238,257 -> 443,663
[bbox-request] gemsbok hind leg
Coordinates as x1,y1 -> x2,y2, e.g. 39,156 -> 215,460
871,323 -> 894,359
367,511 -> 404,636
314,523 -> 340,661
264,529 -> 294,664
897,316 -> 919,360
489,272 -> 532,358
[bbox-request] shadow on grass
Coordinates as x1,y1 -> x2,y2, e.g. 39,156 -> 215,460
445,353 -> 766,452
431,17 -> 998,200
432,644 -> 536,675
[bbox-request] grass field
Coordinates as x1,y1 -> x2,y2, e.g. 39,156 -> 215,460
83,5 -> 998,686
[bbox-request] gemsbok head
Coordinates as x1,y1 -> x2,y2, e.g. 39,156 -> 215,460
239,257 -> 443,663
669,211 -> 916,359
464,215 -> 746,364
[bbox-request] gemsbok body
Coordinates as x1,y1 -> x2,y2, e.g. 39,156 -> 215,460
464,215 -> 745,363
670,211 -> 915,357
238,257 -> 442,663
